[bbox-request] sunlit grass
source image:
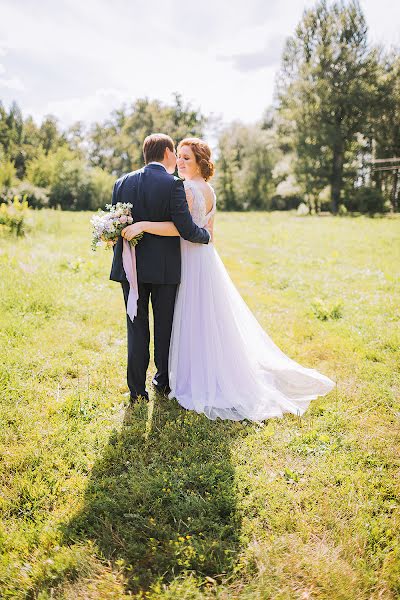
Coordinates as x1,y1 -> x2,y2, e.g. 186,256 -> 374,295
0,210 -> 399,599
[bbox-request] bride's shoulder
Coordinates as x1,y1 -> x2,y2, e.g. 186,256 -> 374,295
205,182 -> 216,203
183,179 -> 195,190
183,180 -> 195,194
206,181 -> 216,194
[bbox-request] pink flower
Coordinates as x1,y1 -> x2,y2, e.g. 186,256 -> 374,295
119,215 -> 128,224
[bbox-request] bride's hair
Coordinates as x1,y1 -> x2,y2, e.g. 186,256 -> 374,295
178,137 -> 215,181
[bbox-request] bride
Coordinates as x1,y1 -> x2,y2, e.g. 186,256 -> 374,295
123,137 -> 335,421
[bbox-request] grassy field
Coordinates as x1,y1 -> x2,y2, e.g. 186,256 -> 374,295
0,209 -> 399,599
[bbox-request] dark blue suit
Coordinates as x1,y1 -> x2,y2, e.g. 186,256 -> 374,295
109,163 -> 210,400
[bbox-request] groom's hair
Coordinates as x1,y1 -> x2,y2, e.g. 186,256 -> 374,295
143,133 -> 175,164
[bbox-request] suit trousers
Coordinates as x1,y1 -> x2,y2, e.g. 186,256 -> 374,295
121,280 -> 178,400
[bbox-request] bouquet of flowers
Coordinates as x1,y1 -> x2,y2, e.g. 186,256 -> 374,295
91,202 -> 143,251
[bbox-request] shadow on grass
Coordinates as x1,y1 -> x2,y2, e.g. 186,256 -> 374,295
62,395 -> 242,594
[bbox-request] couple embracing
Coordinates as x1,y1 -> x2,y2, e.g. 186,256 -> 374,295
110,133 -> 335,422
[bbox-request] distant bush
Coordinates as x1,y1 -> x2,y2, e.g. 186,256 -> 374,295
0,197 -> 30,236
345,187 -> 386,214
26,148 -> 114,210
270,195 -> 301,211
4,182 -> 50,208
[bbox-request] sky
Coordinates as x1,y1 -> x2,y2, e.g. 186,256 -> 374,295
0,0 -> 399,132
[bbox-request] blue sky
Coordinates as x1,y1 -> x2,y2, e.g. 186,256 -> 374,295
0,0 -> 399,130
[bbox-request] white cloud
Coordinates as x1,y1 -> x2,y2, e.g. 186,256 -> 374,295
27,87 -> 129,125
0,48 -> 25,91
0,0 -> 399,129
0,76 -> 26,91
0,38 -> 26,92
218,34 -> 286,72
360,0 -> 400,47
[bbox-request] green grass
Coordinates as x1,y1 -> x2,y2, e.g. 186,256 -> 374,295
0,209 -> 399,599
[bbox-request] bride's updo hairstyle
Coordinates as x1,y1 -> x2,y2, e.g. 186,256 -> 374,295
178,137 -> 215,181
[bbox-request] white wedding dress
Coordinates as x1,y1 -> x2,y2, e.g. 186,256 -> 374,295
168,180 -> 335,421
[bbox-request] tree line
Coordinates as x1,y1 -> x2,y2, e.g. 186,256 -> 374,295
0,0 -> 399,214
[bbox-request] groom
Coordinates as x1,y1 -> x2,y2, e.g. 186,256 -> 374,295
109,133 -> 210,402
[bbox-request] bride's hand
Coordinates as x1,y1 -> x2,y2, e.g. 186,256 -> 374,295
121,222 -> 144,241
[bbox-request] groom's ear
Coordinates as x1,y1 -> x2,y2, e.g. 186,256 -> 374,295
165,146 -> 176,160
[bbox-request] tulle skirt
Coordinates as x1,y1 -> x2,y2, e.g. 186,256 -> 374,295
168,239 -> 335,421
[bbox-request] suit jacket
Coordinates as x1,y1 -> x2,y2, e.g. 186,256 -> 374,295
109,163 -> 210,284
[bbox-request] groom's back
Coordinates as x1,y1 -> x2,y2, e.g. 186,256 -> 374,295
132,165 -> 175,221
109,164 -> 183,284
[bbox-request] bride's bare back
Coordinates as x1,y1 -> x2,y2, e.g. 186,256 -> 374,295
184,179 -> 216,241
185,180 -> 214,214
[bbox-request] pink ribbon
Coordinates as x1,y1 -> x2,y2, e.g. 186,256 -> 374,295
122,238 -> 139,322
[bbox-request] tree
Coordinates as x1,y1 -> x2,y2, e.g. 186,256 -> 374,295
89,167 -> 115,210
372,52 -> 400,211
65,121 -> 87,158
39,115 -> 65,155
215,122 -> 277,210
0,159 -> 17,190
0,101 -> 23,162
0,102 -> 9,157
19,116 -> 42,176
26,148 -> 58,189
0,104 -> 66,178
277,0 -> 378,212
88,94 -> 205,175
0,94 -> 207,210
